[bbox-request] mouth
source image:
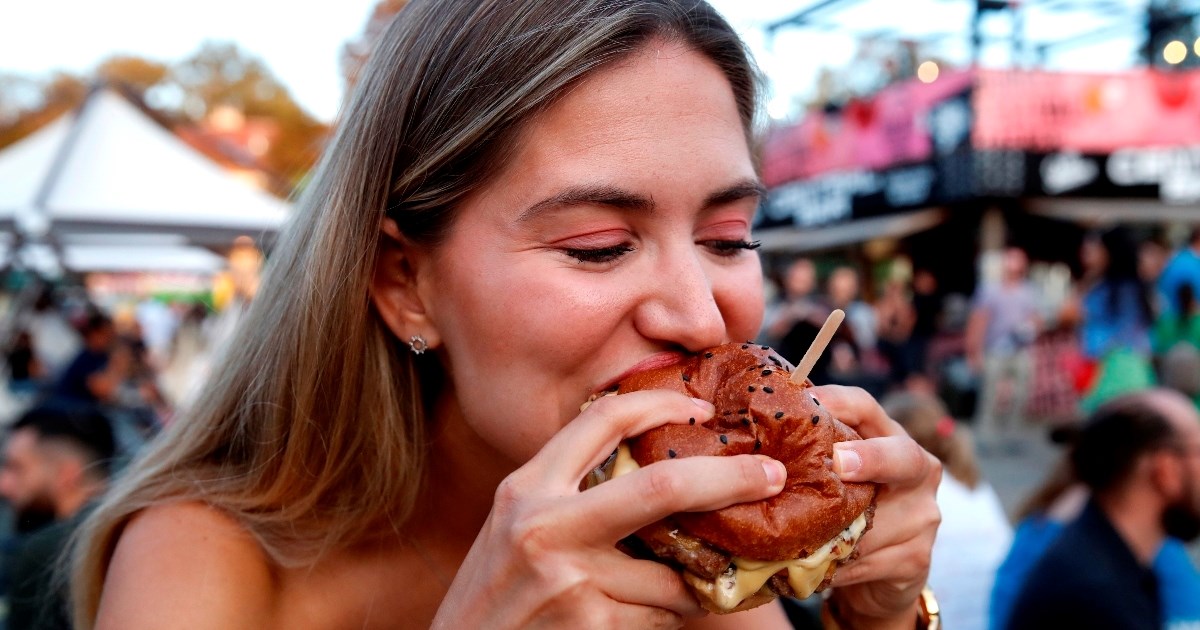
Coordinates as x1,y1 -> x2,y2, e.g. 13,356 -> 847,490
593,351 -> 689,397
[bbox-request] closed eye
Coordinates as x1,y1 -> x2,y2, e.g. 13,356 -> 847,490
562,244 -> 636,264
700,239 -> 761,257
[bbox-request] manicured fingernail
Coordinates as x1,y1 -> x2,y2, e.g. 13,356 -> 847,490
760,458 -> 786,487
833,444 -> 861,475
690,397 -> 715,412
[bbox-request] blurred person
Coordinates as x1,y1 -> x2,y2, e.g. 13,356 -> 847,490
0,406 -> 114,630
884,391 -> 1011,630
70,3 -> 942,630
875,277 -> 917,385
1159,227 -> 1200,317
991,447 -> 1200,630
1140,239 -> 1169,291
966,247 -> 1041,448
1007,389 -> 1200,630
133,298 -> 178,369
759,257 -> 822,347
1154,284 -> 1200,354
1154,284 -> 1200,407
49,314 -> 130,407
6,331 -> 44,396
23,292 -> 79,381
159,303 -> 211,411
910,269 -> 942,378
1078,227 -> 1156,412
989,453 -> 1087,630
827,266 -> 878,352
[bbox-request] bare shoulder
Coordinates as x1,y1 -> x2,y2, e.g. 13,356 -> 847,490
96,501 -> 278,630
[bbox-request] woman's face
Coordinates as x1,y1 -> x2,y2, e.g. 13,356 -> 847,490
417,42 -> 764,464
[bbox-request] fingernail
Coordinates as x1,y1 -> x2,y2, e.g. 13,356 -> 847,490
833,444 -> 861,475
760,458 -> 786,488
690,397 -> 715,412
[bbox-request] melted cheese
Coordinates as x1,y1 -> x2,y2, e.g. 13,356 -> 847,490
723,512 -> 869,609
612,443 -> 641,479
605,446 -> 869,611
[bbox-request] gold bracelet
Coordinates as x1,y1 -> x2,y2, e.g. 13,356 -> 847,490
821,586 -> 940,630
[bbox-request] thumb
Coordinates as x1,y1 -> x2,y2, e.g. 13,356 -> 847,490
833,436 -> 935,487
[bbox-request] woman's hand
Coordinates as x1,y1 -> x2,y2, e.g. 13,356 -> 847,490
432,391 -> 788,630
816,385 -> 943,630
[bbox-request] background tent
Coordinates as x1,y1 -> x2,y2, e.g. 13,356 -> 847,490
0,86 -> 290,253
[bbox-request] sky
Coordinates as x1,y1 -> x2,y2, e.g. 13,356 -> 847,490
0,0 -> 1152,123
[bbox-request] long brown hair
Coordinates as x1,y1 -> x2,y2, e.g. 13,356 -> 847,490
882,390 -> 982,489
72,0 -> 761,625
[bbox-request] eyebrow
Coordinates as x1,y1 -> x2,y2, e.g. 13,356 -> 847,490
517,178 -> 766,222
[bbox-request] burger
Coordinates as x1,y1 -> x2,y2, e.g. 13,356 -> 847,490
586,342 -> 877,613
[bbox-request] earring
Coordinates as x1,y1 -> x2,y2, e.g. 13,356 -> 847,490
408,334 -> 429,355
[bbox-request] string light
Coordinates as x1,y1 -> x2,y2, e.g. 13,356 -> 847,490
1164,40 -> 1187,65
917,61 -> 940,83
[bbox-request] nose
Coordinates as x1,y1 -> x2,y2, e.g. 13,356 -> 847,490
632,247 -> 727,352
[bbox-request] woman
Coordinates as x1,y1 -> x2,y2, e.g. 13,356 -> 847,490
883,391 -> 1011,630
72,2 -> 940,628
1079,227 -> 1156,411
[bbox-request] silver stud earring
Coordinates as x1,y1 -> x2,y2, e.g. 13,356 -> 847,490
408,334 -> 429,355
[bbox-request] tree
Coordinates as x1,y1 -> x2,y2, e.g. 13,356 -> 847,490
169,42 -> 328,185
0,73 -> 86,151
97,56 -> 169,96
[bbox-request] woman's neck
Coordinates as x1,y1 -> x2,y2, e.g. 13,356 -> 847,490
409,389 -> 519,566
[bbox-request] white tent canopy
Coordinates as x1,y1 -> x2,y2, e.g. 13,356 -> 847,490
0,87 -> 290,250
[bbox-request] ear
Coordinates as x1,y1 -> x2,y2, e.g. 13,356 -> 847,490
371,218 -> 442,350
1150,450 -> 1186,501
53,456 -> 84,493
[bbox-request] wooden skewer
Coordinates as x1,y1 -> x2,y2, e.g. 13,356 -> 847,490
790,309 -> 845,385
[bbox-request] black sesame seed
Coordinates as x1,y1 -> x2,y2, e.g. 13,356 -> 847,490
668,449 -> 677,458
763,386 -> 774,394
769,356 -> 783,367
741,344 -> 749,349
746,340 -> 755,344
775,411 -> 784,419
811,415 -> 820,425
754,439 -> 762,451
760,345 -> 770,350
719,434 -> 728,444
704,352 -> 714,358
737,408 -> 748,414
741,418 -> 750,426
748,386 -> 756,392
813,397 -> 821,406
681,373 -> 691,382
762,370 -> 772,377
689,417 -> 696,425
747,366 -> 756,372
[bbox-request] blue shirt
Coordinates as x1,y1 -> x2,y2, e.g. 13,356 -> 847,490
1081,281 -> 1151,359
992,507 -> 1200,630
1159,248 -> 1200,316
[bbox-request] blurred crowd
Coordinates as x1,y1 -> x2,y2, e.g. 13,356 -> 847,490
762,224 -> 1200,630
1,225 -> 1199,629
0,288 -> 242,629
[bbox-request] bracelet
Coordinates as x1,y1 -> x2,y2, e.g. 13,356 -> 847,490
821,586 -> 940,630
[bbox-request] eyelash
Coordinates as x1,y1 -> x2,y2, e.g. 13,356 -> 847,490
562,239 -> 761,264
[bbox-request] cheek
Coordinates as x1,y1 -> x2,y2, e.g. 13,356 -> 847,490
430,257 -> 625,460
